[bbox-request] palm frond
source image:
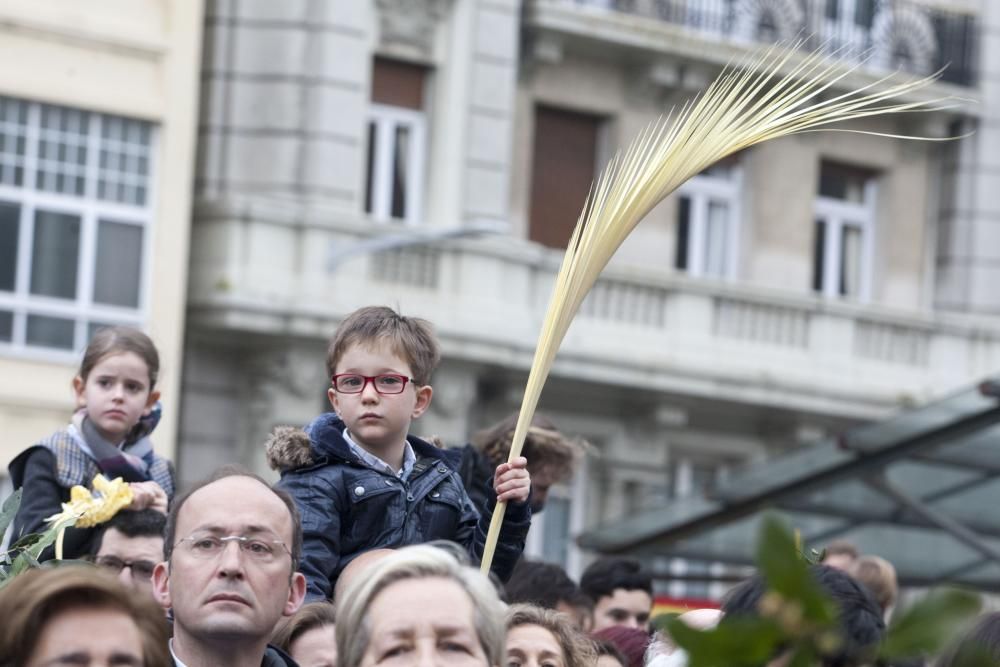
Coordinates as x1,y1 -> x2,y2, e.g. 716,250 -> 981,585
479,45 -> 967,574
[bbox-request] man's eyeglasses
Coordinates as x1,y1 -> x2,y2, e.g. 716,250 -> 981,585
175,533 -> 291,564
95,555 -> 157,581
331,373 -> 416,395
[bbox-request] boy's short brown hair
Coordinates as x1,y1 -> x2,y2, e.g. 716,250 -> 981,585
326,306 -> 441,385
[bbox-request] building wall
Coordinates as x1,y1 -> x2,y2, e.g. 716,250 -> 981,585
183,0 -> 999,585
0,0 -> 204,471
936,0 -> 1000,312
512,48 -> 936,310
197,1 -> 369,211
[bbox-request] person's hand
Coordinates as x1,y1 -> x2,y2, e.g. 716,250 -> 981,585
128,481 -> 168,514
493,456 -> 531,505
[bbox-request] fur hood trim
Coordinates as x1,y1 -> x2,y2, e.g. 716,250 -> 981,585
266,426 -> 314,471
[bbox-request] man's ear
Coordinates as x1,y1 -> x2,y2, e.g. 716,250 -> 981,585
143,390 -> 161,415
72,376 -> 86,409
152,561 -> 172,610
411,384 -> 433,419
327,387 -> 339,413
285,572 -> 307,616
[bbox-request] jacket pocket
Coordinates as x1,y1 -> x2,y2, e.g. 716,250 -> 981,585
418,482 -> 464,539
343,473 -> 401,545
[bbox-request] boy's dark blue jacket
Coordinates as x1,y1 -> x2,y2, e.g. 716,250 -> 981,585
268,413 -> 531,601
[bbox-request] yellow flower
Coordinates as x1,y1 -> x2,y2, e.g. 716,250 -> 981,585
76,475 -> 133,528
44,475 -> 134,558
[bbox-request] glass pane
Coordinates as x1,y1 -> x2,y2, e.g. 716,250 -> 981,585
626,478 -> 670,513
541,495 -> 570,566
703,200 -> 730,278
26,314 -> 75,349
98,115 -> 152,206
93,220 -> 142,308
819,162 -> 870,203
0,310 -> 12,341
364,122 -> 376,214
675,196 -> 690,271
391,125 -> 410,220
856,0 -> 876,28
0,201 -> 19,291
0,97 -> 28,187
690,462 -> 718,494
30,210 -> 80,299
37,105 -> 89,197
840,224 -> 863,297
701,162 -> 732,179
88,321 -> 113,341
813,219 -> 826,292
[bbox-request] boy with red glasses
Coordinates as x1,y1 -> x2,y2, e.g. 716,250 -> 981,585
268,305 -> 532,601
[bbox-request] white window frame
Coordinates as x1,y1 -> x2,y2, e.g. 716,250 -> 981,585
821,0 -> 872,60
676,166 -> 742,280
670,453 -> 729,499
813,179 -> 876,302
0,99 -> 156,362
365,104 -> 426,226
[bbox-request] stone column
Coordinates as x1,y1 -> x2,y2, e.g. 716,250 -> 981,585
461,0 -> 522,228
935,2 -> 1000,313
197,0 -> 371,209
419,360 -> 481,445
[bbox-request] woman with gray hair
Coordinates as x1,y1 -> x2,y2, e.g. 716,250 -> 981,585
336,544 -> 507,667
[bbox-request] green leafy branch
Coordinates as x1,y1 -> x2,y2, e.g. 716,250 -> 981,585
666,514 -> 988,667
0,490 -> 80,589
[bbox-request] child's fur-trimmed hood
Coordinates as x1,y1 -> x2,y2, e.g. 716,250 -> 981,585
266,425 -> 314,471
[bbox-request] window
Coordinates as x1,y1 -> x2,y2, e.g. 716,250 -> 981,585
0,96 -> 154,355
529,106 -> 603,249
623,476 -> 671,514
813,161 -> 876,300
364,58 -> 428,225
539,492 -> 572,565
670,454 -> 724,499
675,161 -> 742,279
822,0 -> 876,58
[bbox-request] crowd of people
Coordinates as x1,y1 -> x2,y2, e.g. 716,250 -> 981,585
1,308 -> 997,666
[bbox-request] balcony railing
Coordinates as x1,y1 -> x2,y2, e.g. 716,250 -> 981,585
564,0 -> 977,86
188,207 -> 1000,417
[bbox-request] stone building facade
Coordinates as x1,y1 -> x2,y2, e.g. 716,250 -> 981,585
183,0 -> 1000,595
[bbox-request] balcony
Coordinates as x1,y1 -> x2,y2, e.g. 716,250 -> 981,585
187,201 -> 1000,420
530,0 -> 978,87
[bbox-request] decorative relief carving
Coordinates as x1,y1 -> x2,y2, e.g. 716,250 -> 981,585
248,347 -> 327,404
733,0 -> 806,43
625,60 -> 707,109
713,297 -> 811,349
375,0 -> 453,60
368,247 -> 441,289
242,346 -> 328,464
580,278 -> 669,327
871,5 -> 938,75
